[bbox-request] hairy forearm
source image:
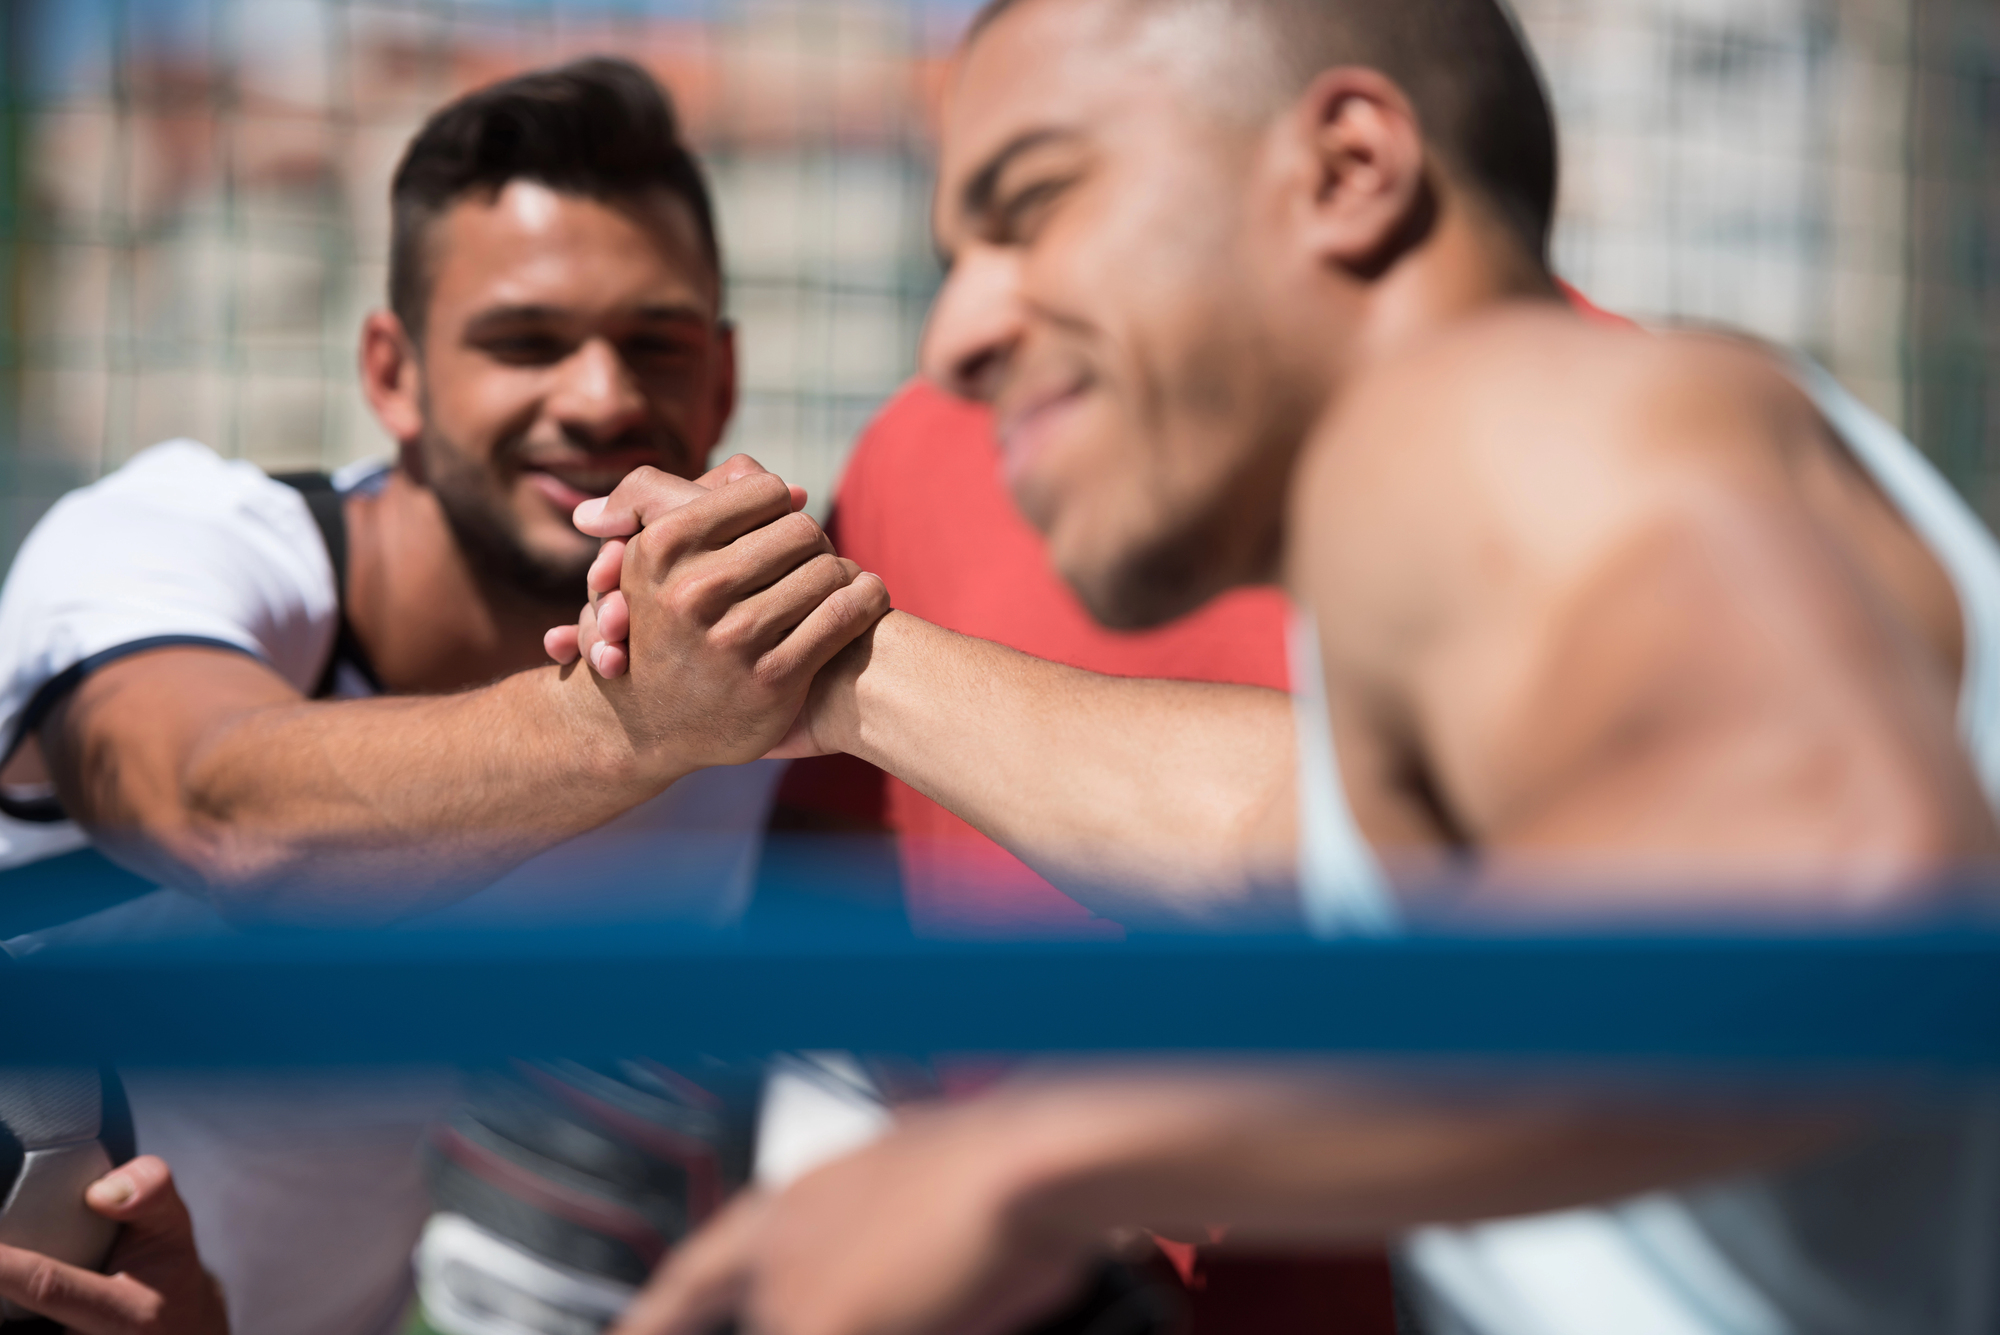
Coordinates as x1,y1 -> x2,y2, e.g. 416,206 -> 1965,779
821,612 -> 1297,927
54,656 -> 669,923
975,1067 -> 1849,1247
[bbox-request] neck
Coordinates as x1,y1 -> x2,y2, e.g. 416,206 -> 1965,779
1348,199 -> 1562,371
343,471 -> 574,694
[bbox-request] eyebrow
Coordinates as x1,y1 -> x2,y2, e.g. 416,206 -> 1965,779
461,302 -> 712,338
958,127 -> 1082,226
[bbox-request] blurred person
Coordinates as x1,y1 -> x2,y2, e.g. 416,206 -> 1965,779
772,380 -> 1398,1335
0,60 -> 884,1335
567,0 -> 2000,1331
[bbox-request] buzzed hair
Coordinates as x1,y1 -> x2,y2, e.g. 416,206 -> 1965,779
971,0 -> 1558,260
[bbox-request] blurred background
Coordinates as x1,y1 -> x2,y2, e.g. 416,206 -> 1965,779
0,0 -> 1994,563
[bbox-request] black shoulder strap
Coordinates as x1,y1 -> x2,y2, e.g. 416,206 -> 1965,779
272,472 -> 382,699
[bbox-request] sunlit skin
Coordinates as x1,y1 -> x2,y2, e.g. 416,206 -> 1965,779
354,180 -> 738,690
579,2 -> 2000,1334
918,9 -> 1304,627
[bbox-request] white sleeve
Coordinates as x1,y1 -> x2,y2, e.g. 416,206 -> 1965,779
0,439 -> 339,756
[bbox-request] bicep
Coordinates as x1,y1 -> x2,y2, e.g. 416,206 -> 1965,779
1415,488 -> 1992,913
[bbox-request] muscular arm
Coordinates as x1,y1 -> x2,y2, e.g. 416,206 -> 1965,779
572,486 -> 1299,929
44,470 -> 887,924
615,1060 -> 1849,1335
43,649 -> 651,923
1295,319 -> 1999,914
978,1066 -> 1839,1245
806,612 -> 1298,927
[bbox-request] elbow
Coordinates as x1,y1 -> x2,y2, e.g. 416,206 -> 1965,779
106,810 -> 361,926
129,819 -> 307,919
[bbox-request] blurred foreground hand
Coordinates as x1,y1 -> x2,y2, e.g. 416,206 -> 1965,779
611,1109 -> 1092,1335
0,1156 -> 228,1335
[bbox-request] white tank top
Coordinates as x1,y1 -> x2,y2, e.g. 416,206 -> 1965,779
1292,359 -> 2000,1335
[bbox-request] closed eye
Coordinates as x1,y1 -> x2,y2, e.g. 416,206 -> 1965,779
990,175 -> 1076,246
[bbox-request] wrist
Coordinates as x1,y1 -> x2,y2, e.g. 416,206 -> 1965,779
833,610 -> 921,766
541,662 -> 687,798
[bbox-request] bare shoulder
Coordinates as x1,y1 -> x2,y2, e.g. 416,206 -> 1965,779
1288,303 -> 1821,674
1312,303 -> 1815,493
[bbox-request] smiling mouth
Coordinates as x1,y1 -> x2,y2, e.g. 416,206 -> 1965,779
995,381 -> 1091,483
523,464 -> 633,516
525,463 -> 627,496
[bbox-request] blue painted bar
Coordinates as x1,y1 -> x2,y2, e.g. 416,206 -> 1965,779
1,920 -> 1997,1068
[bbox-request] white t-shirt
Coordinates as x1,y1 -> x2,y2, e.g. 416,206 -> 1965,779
0,439 -> 786,1335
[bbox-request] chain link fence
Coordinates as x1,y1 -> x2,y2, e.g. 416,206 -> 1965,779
0,0 -> 1995,561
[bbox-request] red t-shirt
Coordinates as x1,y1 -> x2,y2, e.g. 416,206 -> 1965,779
772,381 -> 1396,1335
782,381 -> 1292,937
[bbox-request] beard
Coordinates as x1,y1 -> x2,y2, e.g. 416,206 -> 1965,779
418,425 -> 596,607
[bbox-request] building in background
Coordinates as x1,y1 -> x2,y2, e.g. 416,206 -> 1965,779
0,0 -> 1995,560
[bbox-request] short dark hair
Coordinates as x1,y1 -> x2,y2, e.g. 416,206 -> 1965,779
388,57 -> 721,342
972,0 -> 1558,259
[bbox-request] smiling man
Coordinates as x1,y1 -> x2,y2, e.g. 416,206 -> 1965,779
0,59 -> 885,1335
568,0 -> 2000,1331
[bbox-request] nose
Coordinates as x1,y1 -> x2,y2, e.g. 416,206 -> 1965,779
919,244 -> 1026,403
547,337 -> 649,448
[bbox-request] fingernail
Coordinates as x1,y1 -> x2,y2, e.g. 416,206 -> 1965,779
590,643 -> 606,673
574,497 -> 606,526
87,1174 -> 134,1207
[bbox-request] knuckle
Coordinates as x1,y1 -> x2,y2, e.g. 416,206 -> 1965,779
776,510 -> 821,547
713,621 -> 755,657
738,471 -> 790,509
24,1261 -> 70,1307
833,575 -> 889,624
805,552 -> 852,591
750,651 -> 795,694
634,518 -> 689,567
668,574 -> 720,623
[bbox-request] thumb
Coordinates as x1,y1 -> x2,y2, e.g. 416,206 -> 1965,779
85,1156 -> 194,1240
575,469 -> 710,538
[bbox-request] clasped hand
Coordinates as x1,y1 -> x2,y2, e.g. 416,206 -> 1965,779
544,454 -> 888,768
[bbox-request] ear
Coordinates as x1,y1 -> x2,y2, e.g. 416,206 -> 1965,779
1285,67 -> 1431,275
358,309 -> 427,472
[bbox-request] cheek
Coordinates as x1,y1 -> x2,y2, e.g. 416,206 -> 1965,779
425,358 -> 545,459
1022,401 -> 1165,555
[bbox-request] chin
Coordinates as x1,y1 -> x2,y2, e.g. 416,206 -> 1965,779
1061,538 -> 1231,632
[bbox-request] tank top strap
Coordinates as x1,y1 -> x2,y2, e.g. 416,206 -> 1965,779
1288,609 -> 1401,937
1788,356 -> 2000,807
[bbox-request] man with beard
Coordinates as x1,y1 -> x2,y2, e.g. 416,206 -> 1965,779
0,59 -> 885,1335
565,0 -> 2000,1331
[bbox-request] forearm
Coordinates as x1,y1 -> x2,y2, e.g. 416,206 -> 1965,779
821,612 -> 1297,926
55,659 -> 670,923
975,1067 -> 1849,1247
